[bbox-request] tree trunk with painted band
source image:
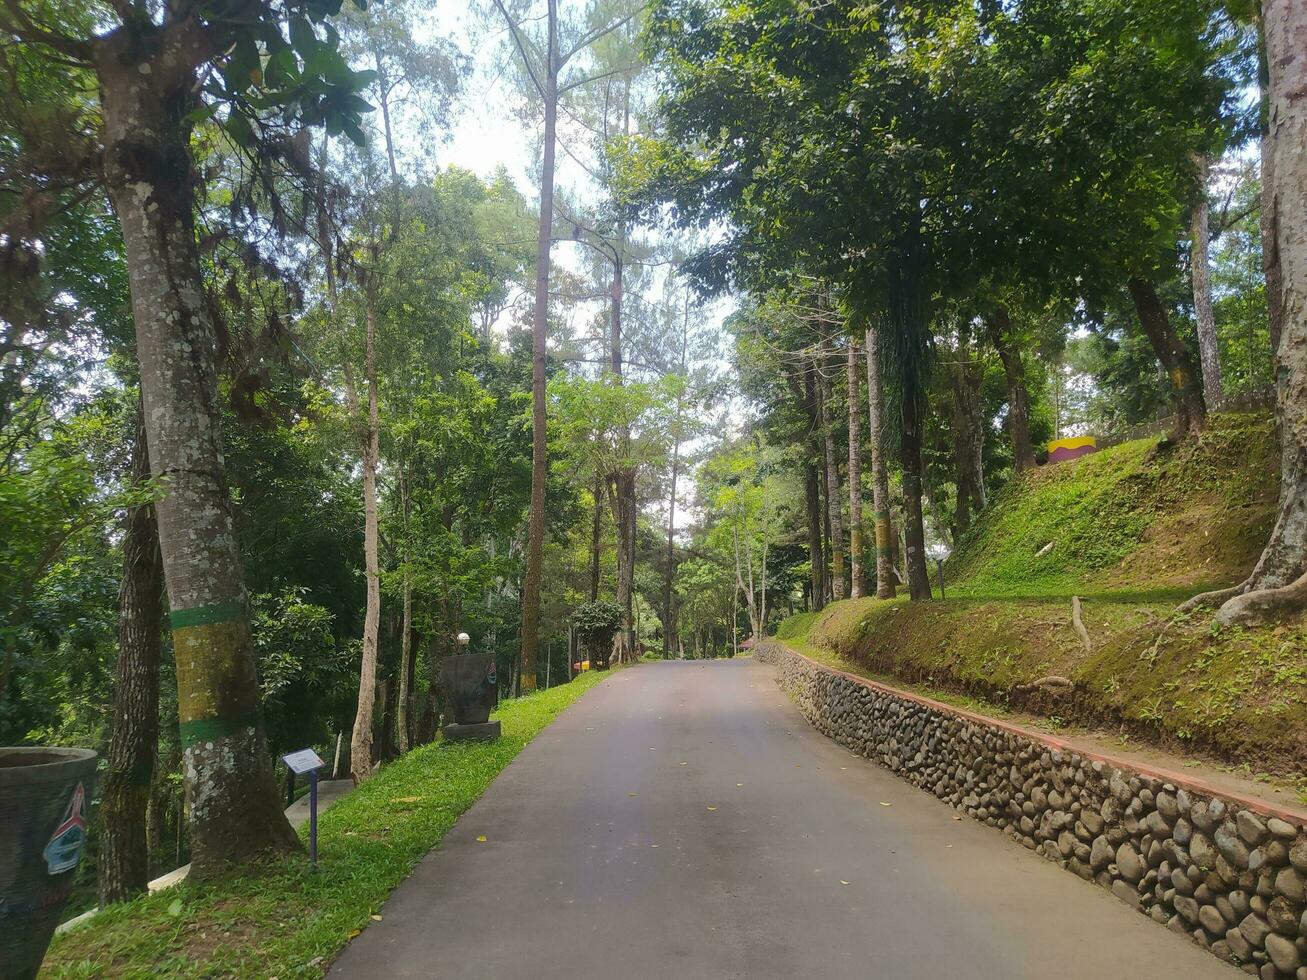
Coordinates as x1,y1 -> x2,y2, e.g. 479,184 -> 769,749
98,34 -> 297,871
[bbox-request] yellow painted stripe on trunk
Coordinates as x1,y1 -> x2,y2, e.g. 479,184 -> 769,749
171,619 -> 252,726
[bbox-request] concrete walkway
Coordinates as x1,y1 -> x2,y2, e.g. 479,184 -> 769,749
331,659 -> 1236,979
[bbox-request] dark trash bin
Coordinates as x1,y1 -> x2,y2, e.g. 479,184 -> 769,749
1,747 -> 98,980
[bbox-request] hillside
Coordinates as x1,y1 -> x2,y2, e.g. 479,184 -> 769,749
774,412 -> 1307,782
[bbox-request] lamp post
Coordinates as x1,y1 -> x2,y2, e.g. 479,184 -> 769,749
457,631 -> 470,651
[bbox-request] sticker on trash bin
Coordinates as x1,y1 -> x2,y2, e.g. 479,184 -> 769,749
486,661 -> 497,685
44,782 -> 88,874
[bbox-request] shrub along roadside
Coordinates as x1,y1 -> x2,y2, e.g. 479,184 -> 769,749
42,671 -> 609,978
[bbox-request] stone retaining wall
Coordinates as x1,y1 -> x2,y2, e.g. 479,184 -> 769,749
756,641 -> 1307,979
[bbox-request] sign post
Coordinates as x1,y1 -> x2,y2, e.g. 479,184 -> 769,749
282,748 -> 326,868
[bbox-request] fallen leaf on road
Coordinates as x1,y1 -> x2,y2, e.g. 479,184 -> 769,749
370,915 -> 382,921
736,783 -> 743,787
628,792 -> 639,797
840,880 -> 850,886
476,835 -> 488,842
879,802 -> 892,807
348,930 -> 361,939
679,761 -> 687,766
706,806 -> 718,811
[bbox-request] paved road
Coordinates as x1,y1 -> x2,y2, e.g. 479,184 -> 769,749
331,659 -> 1235,979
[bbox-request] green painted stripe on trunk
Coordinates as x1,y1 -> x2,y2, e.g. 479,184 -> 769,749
179,712 -> 260,747
169,600 -> 244,630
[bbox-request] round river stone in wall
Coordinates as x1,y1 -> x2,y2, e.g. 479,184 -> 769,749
1117,843 -> 1145,883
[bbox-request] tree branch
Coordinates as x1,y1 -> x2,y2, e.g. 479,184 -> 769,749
559,4 -> 648,65
557,63 -> 639,97
0,1 -> 93,60
490,0 -> 547,102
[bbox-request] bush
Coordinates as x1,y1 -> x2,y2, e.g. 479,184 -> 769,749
572,600 -> 622,670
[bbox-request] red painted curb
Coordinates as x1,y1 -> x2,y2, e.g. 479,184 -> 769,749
765,642 -> 1307,829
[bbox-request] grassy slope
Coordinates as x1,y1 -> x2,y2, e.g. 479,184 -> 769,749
42,671 -> 607,979
776,413 -> 1307,779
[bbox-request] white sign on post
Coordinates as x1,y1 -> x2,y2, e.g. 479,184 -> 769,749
282,748 -> 325,775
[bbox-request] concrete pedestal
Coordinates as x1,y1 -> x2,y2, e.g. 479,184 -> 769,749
443,721 -> 501,742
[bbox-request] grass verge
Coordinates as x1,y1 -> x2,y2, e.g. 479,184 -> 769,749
42,670 -> 608,979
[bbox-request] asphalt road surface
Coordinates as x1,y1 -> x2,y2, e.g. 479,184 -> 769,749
331,658 -> 1235,979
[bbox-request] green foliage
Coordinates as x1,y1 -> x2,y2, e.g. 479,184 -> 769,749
573,600 -> 623,668
774,611 -> 817,641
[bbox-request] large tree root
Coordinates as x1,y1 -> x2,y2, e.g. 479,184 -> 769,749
1175,579 -> 1249,615
1014,675 -> 1074,695
1214,570 -> 1307,626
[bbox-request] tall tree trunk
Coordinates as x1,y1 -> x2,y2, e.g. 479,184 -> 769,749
732,523 -> 760,638
98,42 -> 298,870
900,392 -> 933,601
663,303 -> 690,658
988,307 -> 1037,471
1126,277 -> 1208,437
520,0 -> 558,693
589,472 -> 603,601
864,327 -> 896,599
607,471 -> 637,664
608,248 -> 636,663
610,86 -> 637,664
373,49 -> 399,183
662,436 -> 681,657
801,366 -> 827,608
951,323 -> 987,537
396,568 -> 412,755
1190,158 -> 1223,406
1210,0 -> 1307,624
100,402 -> 165,905
350,292 -> 382,784
805,461 -> 825,610
846,341 -> 865,598
818,356 -> 846,600
1256,10 -> 1284,357
395,465 -> 412,755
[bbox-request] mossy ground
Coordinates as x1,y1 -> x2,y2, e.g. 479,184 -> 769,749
42,670 -> 608,979
774,413 -> 1306,786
